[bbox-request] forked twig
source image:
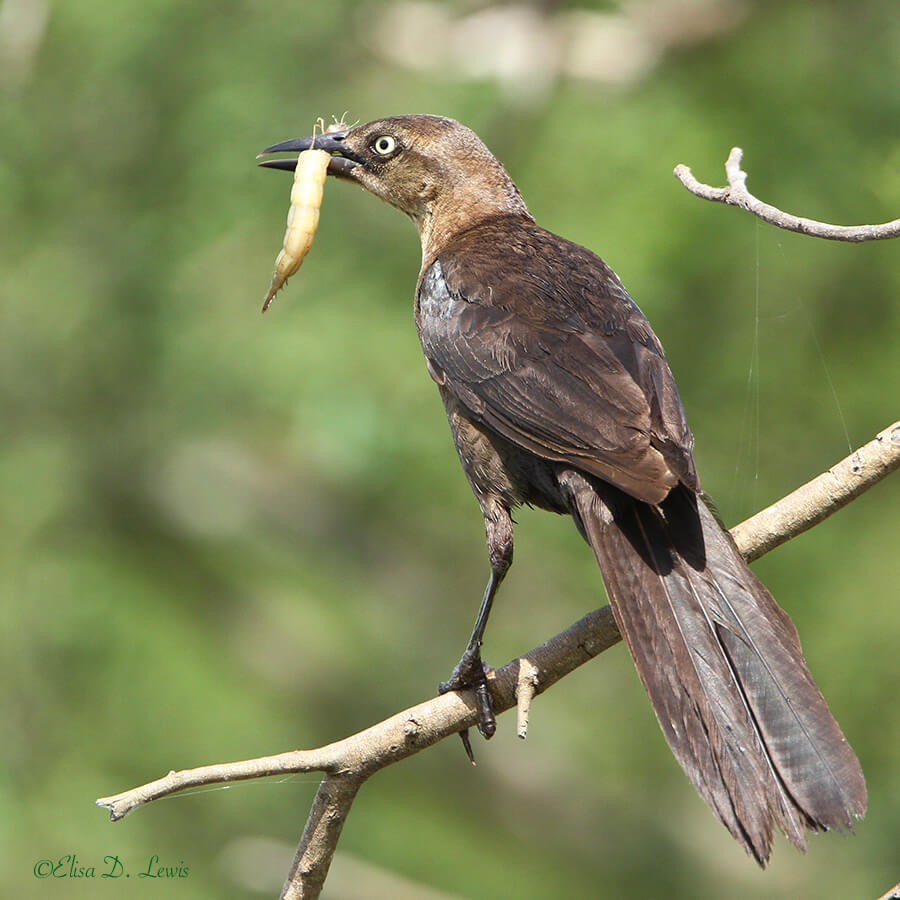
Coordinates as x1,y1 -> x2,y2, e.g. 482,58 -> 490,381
674,148 -> 900,241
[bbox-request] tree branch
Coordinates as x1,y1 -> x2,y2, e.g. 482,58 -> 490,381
96,421 -> 899,899
733,421 -> 900,562
280,774 -> 362,899
674,148 -> 900,241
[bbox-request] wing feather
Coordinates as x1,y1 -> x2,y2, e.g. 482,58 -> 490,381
416,218 -> 697,502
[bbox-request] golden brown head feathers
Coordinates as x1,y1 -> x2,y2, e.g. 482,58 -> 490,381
335,115 -> 533,266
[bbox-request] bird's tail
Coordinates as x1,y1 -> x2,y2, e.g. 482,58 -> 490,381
557,469 -> 866,864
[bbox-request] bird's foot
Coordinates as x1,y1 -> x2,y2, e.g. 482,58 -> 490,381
439,645 -> 496,739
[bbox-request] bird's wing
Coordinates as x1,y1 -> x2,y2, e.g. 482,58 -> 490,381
416,220 -> 697,504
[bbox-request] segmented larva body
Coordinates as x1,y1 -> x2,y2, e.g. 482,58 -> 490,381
262,147 -> 330,311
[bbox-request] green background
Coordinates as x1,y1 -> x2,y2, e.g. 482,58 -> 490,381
2,0 -> 897,897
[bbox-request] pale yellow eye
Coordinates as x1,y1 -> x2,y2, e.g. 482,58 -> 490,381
372,135 -> 397,156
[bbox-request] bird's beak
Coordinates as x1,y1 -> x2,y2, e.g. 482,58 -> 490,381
256,130 -> 363,178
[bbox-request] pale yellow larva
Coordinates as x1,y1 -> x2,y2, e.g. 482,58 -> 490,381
262,147 -> 330,312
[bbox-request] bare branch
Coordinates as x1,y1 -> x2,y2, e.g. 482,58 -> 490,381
733,421 -> 900,562
97,421 -> 900,899
96,609 -> 624,821
280,774 -> 362,900
95,691 -> 483,821
674,148 -> 900,241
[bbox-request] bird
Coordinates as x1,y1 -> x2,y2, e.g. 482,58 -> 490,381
258,114 -> 866,864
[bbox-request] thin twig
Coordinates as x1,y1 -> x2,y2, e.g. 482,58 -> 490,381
97,421 -> 900,899
674,148 -> 900,241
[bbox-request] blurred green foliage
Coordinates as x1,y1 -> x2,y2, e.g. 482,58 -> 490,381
2,0 -> 898,897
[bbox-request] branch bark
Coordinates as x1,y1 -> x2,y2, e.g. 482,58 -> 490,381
281,774 -> 362,899
97,420 -> 899,899
732,421 -> 900,561
674,148 -> 900,241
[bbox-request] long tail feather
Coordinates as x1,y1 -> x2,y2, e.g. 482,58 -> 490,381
558,470 -> 866,864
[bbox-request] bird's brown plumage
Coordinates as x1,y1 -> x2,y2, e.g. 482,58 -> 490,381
260,114 -> 866,863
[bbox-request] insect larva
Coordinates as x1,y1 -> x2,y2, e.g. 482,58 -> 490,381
262,148 -> 329,312
261,119 -> 348,312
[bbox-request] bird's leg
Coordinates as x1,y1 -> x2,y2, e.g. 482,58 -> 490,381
439,565 -> 506,736
439,503 -> 513,739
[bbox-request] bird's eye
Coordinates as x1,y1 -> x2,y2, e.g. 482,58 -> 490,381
372,135 -> 398,156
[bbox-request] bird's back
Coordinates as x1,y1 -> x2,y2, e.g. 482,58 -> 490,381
416,215 -> 698,504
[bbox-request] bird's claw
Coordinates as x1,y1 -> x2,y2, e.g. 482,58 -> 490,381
439,646 -> 497,738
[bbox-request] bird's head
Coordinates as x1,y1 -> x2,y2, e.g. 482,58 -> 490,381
259,115 -> 532,263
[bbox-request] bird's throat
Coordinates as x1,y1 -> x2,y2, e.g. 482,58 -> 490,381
417,184 -> 533,271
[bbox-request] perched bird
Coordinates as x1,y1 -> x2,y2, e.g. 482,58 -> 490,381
259,115 -> 866,863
